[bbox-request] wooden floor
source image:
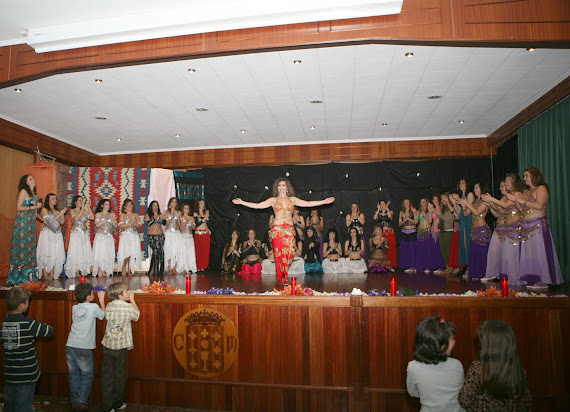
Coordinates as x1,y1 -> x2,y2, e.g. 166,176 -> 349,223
39,269 -> 569,295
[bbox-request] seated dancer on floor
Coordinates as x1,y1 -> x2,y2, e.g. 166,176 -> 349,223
346,202 -> 366,260
368,224 -> 392,273
481,174 -> 524,284
194,198 -> 211,273
164,197 -> 182,274
232,177 -> 334,285
426,196 -> 446,274
303,226 -> 323,274
322,228 -> 344,274
179,203 -> 197,275
307,208 -> 324,260
66,196 -> 94,278
221,230 -> 241,274
93,199 -> 117,277
238,229 -> 263,276
507,167 -> 563,285
460,182 -> 491,280
373,200 -> 397,267
399,198 -> 418,272
344,227 -> 367,273
37,193 -> 67,280
261,230 -> 275,275
288,231 -> 305,276
117,199 -> 142,277
145,201 -> 165,276
292,207 -> 305,241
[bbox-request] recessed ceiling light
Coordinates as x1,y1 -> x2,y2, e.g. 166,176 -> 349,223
14,88 -> 22,93
175,133 -> 181,138
116,138 -> 122,142
405,52 -> 414,57
240,129 -> 246,134
187,68 -> 196,73
95,79 -> 103,83
310,99 -> 323,104
458,120 -> 465,124
382,123 -> 388,127
526,47 -> 536,52
310,126 -> 316,130
293,60 -> 302,64
427,95 -> 442,100
196,107 -> 208,112
95,116 -> 107,120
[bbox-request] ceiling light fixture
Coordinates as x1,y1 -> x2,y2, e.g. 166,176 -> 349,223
382,123 -> 388,127
188,68 -> 196,73
526,47 -> 536,52
293,60 -> 302,64
240,129 -> 246,133
95,79 -> 103,83
175,133 -> 181,138
405,52 -> 414,57
14,88 -> 22,93
196,107 -> 208,112
427,95 -> 442,100
116,138 -> 122,142
310,126 -> 316,130
310,99 -> 323,104
458,120 -> 465,124
95,116 -> 107,120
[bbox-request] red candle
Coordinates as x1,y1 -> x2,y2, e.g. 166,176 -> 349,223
291,277 -> 297,295
501,277 -> 508,297
80,275 -> 86,283
186,276 -> 191,294
390,276 -> 397,296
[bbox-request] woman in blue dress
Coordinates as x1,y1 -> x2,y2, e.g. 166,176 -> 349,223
7,174 -> 42,285
451,179 -> 474,277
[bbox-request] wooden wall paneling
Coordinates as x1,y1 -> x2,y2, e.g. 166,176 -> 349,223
0,145 -> 34,216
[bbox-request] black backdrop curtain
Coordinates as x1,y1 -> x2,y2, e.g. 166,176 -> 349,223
198,158 -> 492,271
492,135 -> 519,198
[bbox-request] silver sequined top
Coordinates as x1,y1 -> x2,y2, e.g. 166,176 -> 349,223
42,211 -> 62,233
120,215 -> 139,234
95,215 -> 114,236
71,211 -> 89,234
165,212 -> 180,232
180,216 -> 194,236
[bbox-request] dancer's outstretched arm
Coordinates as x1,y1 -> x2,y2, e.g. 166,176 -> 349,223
291,197 -> 335,208
232,197 -> 274,209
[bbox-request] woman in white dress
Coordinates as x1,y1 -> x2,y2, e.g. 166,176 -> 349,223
37,193 -> 67,279
343,227 -> 367,273
179,203 -> 197,274
117,199 -> 142,276
93,199 -> 117,277
66,195 -> 94,278
164,197 -> 182,274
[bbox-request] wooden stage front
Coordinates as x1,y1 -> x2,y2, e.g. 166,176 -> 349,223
0,272 -> 569,411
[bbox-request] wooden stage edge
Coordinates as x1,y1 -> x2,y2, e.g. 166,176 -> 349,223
0,290 -> 569,412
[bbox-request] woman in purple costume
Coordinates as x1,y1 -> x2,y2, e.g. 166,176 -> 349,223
415,198 -> 431,273
459,182 -> 491,279
482,174 -> 525,284
507,167 -> 563,285
427,195 -> 447,274
399,198 -> 418,272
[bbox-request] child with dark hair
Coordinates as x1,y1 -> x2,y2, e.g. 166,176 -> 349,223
406,315 -> 465,412
459,320 -> 531,411
66,283 -> 106,412
1,287 -> 54,412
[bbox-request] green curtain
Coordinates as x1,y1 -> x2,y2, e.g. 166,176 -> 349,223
518,96 -> 569,281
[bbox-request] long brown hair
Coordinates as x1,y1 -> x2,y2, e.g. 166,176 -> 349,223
478,320 -> 529,400
272,178 -> 295,197
524,167 -> 549,191
18,174 -> 37,197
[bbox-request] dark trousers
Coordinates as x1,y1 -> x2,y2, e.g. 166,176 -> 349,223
99,347 -> 127,412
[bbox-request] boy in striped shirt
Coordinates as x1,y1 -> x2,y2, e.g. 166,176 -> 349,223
1,286 -> 54,412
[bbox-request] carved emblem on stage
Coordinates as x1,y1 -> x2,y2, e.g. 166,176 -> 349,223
172,308 -> 238,378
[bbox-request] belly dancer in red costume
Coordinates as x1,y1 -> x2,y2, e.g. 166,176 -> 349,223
233,178 -> 335,285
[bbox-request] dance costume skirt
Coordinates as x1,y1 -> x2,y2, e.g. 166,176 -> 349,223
414,229 -> 430,271
322,258 -> 345,274
37,229 -> 66,279
448,230 -> 460,268
271,223 -> 296,284
288,257 -> 305,276
8,208 -> 39,285
148,234 -> 165,251
66,231 -> 93,277
178,234 -> 197,273
383,228 -> 398,268
439,230 -> 453,266
304,261 -> 323,274
194,229 -> 211,270
117,231 -> 142,270
426,230 -> 446,271
458,212 -> 472,266
519,216 -> 563,285
344,258 -> 368,273
485,222 -> 522,284
400,229 -> 417,270
367,258 -> 391,273
93,233 -> 115,276
164,230 -> 182,270
238,261 -> 262,276
468,225 -> 491,279
261,259 -> 276,275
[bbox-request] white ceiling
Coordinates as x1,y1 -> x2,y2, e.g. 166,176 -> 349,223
1,44 -> 569,156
